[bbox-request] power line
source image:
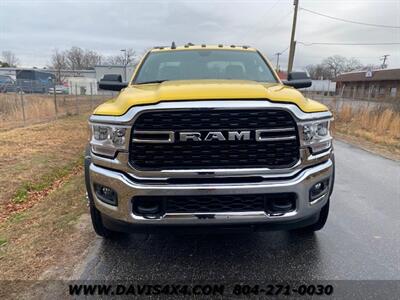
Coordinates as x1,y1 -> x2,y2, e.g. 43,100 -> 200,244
253,7 -> 293,40
256,0 -> 283,21
278,46 -> 289,54
250,0 -> 289,39
263,9 -> 294,32
263,0 -> 281,15
274,47 -> 289,70
297,41 -> 400,46
300,7 -> 400,29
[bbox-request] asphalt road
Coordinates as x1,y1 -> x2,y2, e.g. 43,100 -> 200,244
76,140 -> 399,281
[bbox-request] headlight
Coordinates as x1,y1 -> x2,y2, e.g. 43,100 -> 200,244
300,119 -> 332,154
90,124 -> 130,157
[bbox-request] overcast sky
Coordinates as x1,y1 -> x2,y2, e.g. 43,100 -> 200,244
1,0 -> 399,70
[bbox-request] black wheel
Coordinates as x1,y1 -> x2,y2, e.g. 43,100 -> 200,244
299,199 -> 330,233
84,145 -> 123,239
88,201 -> 121,238
299,154 -> 334,233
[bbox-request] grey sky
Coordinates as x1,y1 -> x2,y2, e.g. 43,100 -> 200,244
1,0 -> 399,69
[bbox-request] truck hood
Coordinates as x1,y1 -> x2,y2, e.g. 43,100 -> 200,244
94,80 -> 328,116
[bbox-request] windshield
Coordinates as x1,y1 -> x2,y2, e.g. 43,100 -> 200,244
134,50 -> 277,84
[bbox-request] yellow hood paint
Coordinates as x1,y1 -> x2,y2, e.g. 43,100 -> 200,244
93,80 -> 328,116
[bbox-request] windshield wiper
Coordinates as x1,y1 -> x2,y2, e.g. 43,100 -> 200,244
136,80 -> 169,85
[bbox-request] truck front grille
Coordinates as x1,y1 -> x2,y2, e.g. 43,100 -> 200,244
130,108 -> 300,170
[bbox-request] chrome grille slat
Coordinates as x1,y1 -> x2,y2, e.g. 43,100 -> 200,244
129,109 -> 300,170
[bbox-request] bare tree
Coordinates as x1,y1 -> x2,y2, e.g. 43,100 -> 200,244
322,55 -> 347,79
106,48 -> 137,66
64,47 -> 103,70
82,50 -> 103,69
305,63 -> 332,80
1,51 -> 19,67
322,55 -> 363,79
105,55 -> 122,65
50,49 -> 68,82
305,56 -> 364,80
65,47 -> 85,70
344,57 -> 363,73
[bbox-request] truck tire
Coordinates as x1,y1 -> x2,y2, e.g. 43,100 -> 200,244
89,201 -> 119,238
84,145 -> 123,239
299,155 -> 334,233
298,199 -> 330,233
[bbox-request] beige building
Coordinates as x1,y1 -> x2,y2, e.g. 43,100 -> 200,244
335,68 -> 400,101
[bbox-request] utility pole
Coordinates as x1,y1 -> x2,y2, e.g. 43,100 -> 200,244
287,0 -> 299,74
380,54 -> 389,69
275,52 -> 281,72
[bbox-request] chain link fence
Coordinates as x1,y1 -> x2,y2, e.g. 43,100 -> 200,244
0,84 -> 115,131
303,90 -> 400,113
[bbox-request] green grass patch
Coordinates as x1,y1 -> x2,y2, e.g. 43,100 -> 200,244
11,155 -> 83,204
0,237 -> 7,247
12,187 -> 29,204
8,212 -> 27,224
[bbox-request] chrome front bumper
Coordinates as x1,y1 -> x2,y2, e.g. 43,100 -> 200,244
88,156 -> 334,227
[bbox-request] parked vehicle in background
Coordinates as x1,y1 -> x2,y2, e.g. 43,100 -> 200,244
48,85 -> 68,94
16,70 -> 56,93
0,75 -> 21,93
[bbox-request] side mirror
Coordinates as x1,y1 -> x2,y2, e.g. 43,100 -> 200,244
283,72 -> 312,89
99,74 -> 128,91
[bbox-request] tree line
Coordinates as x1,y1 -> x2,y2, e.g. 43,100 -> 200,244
49,47 -> 139,82
50,47 -> 137,71
305,55 -> 383,80
0,47 -> 138,70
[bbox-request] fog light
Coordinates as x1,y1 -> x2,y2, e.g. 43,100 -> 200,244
314,182 -> 322,190
267,199 -> 294,215
133,197 -> 163,218
94,184 -> 118,206
309,179 -> 329,203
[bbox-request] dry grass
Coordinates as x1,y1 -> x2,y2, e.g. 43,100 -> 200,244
0,114 -> 89,207
0,93 -> 108,130
0,172 -> 94,282
0,115 -> 94,289
331,103 -> 400,156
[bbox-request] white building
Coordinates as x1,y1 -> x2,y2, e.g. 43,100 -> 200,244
302,80 -> 336,93
66,77 -> 98,95
95,65 -> 136,82
57,69 -> 96,79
